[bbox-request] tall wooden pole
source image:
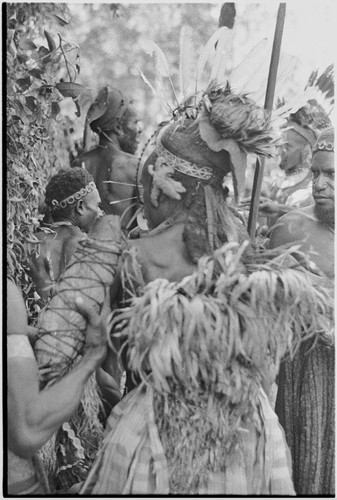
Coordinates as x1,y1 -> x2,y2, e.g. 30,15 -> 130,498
247,3 -> 287,240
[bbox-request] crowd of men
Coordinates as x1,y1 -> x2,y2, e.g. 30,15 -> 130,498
7,77 -> 334,496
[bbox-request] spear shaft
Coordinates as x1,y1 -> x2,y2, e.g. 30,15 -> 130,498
247,3 -> 287,240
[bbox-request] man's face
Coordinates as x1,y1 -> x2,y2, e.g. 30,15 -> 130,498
80,187 -> 104,233
119,107 -> 142,155
311,150 -> 335,224
279,129 -> 308,171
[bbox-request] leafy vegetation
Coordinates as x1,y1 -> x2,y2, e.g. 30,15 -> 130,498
6,3 -> 88,318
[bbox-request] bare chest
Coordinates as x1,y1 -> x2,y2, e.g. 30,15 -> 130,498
302,226 -> 334,278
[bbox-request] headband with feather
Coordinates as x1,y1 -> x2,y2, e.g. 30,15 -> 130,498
138,26 -> 278,201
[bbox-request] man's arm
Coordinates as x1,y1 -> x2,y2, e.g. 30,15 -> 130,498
268,211 -> 303,249
7,280 -> 107,459
239,197 -> 290,219
63,232 -> 87,269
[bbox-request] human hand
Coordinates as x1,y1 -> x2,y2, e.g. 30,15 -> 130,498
74,296 -> 109,366
96,367 -> 121,412
238,196 -> 270,209
25,252 -> 53,301
258,200 -> 282,217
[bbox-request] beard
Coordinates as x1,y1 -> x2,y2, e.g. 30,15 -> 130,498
314,204 -> 335,228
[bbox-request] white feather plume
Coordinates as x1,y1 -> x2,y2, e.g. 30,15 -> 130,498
195,27 -> 233,93
179,25 -> 195,101
210,27 -> 233,83
139,38 -> 180,109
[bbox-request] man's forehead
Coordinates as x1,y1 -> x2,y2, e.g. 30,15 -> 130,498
285,128 -> 308,145
312,151 -> 335,170
85,186 -> 101,201
124,105 -> 139,119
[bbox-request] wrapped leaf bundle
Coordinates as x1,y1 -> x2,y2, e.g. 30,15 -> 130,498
34,215 -> 121,490
35,215 -> 121,385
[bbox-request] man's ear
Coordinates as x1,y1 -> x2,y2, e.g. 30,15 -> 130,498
76,199 -> 85,215
112,120 -> 123,136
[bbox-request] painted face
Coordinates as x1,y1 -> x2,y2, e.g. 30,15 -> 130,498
279,129 -> 308,171
81,187 -> 104,232
311,151 -> 335,219
119,107 -> 142,155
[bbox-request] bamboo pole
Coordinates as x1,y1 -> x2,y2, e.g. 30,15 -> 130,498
247,3 -> 287,240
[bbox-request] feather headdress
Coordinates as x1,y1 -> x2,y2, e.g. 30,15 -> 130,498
138,26 -> 280,200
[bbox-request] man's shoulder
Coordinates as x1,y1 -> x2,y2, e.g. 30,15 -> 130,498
55,225 -> 85,247
71,147 -> 106,168
112,150 -> 138,168
36,225 -> 83,251
280,204 -> 315,224
269,206 -> 315,248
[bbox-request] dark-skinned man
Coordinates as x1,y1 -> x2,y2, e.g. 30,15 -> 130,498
269,127 -> 335,495
71,86 -> 142,233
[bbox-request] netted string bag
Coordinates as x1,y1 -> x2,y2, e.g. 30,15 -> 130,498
34,215 -> 121,490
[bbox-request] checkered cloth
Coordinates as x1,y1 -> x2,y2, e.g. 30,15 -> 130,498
80,383 -> 295,495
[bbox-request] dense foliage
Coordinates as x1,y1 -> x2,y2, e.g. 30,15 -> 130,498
6,3 -> 89,317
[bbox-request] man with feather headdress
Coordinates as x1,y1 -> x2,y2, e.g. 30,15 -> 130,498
240,65 -> 333,231
258,99 -> 331,229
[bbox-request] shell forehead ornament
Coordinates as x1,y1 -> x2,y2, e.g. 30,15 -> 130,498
51,181 -> 96,210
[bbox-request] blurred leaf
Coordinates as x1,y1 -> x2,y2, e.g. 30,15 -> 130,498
50,101 -> 61,118
30,51 -> 41,61
25,96 -> 38,112
28,68 -> 44,80
74,99 -> 81,117
16,53 -> 29,64
76,63 -> 80,75
55,81 -> 87,98
9,196 -> 24,202
44,30 -> 57,52
9,115 -> 24,124
19,38 -> 37,51
52,53 -> 62,64
8,28 -> 16,40
38,46 -> 51,59
26,114 -> 36,123
16,76 -> 31,91
13,99 -> 25,113
53,14 -> 69,26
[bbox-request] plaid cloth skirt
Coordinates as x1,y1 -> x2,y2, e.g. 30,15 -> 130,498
81,382 -> 295,495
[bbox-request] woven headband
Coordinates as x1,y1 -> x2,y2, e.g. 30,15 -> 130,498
313,140 -> 334,155
156,136 -> 213,181
50,181 -> 96,210
289,122 -> 317,148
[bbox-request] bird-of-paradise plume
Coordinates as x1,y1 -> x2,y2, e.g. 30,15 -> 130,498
139,38 -> 180,111
179,25 -> 195,102
273,64 -> 334,125
195,26 -> 233,94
